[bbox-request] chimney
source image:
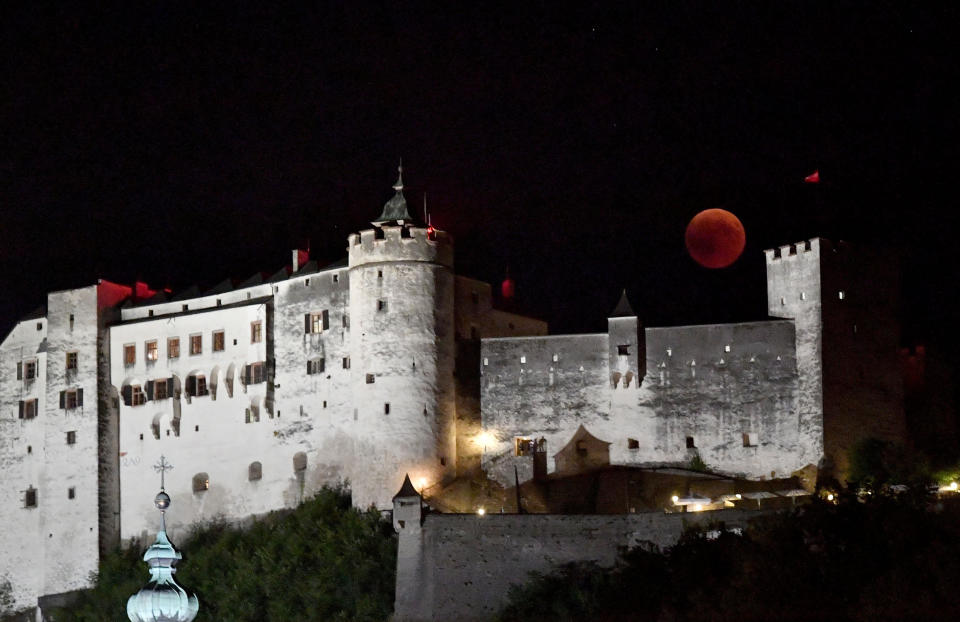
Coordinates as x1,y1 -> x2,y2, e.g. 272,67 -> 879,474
292,248 -> 309,273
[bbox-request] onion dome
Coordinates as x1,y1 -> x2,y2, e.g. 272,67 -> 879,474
127,457 -> 199,622
374,162 -> 413,224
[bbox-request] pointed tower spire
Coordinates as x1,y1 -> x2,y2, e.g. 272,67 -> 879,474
127,456 -> 199,622
375,161 -> 413,223
610,289 -> 635,317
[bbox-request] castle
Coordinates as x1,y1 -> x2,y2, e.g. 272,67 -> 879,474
0,169 -> 905,615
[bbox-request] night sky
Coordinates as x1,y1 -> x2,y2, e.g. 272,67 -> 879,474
2,3 -> 957,343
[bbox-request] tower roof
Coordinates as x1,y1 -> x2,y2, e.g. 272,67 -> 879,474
610,289 -> 635,318
392,473 -> 421,500
374,163 -> 413,224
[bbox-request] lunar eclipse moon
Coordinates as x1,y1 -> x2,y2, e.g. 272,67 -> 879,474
684,209 -> 746,269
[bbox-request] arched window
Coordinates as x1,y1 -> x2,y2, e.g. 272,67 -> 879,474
192,472 -> 209,493
293,452 -> 307,474
248,462 -> 262,481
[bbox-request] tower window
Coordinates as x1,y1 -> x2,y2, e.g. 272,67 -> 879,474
618,345 -> 630,356
66,351 -> 78,371
19,399 -> 38,419
251,321 -> 263,343
61,388 -> 83,409
212,330 -> 225,352
378,270 -> 383,279
190,334 -> 202,355
366,373 -> 375,384
800,292 -> 806,301
293,452 -> 307,473
145,340 -> 159,362
552,353 -> 559,362
342,357 -> 350,369
248,461 -> 262,481
686,436 -> 696,449
743,433 -> 758,447
838,291 -> 846,300
66,431 -> 76,445
377,300 -> 387,312
307,358 -> 325,375
628,438 -> 639,450
69,314 -> 74,330
124,344 -> 136,367
724,345 -> 731,353
520,356 -> 526,364
780,297 -> 786,306
483,358 -> 489,366
384,403 -> 390,415
25,487 -> 37,508
168,337 -> 180,358
68,487 -> 75,500
333,274 -> 339,283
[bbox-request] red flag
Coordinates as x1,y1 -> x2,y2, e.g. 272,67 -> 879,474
804,170 -> 820,184
297,249 -> 309,267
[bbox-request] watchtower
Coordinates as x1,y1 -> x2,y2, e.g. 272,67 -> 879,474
346,166 -> 456,508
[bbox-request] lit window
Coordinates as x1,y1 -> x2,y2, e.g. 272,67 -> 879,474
167,337 -> 180,358
146,340 -> 159,362
190,334 -> 202,355
306,310 -> 329,333
515,437 -> 534,456
780,297 -> 786,306
66,431 -> 76,445
552,353 -> 559,362
152,378 -> 169,400
838,291 -> 846,300
24,360 -> 37,380
307,358 -> 325,375
213,330 -> 225,352
724,345 -> 731,353
124,344 -> 136,366
520,356 -> 526,364
483,358 -> 489,366
800,292 -> 806,301
66,351 -> 78,371
666,348 -> 672,357
251,321 -> 262,343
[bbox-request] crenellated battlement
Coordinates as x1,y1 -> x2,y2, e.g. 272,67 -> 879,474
348,224 -> 453,269
764,237 -> 854,262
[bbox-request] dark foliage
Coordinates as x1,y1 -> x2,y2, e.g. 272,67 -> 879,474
499,494 -> 960,621
53,486 -> 396,622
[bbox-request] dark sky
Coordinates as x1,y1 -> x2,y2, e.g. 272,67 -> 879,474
2,3 -> 957,341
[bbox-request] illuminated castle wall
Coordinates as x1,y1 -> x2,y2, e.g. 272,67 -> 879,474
0,173 -> 904,615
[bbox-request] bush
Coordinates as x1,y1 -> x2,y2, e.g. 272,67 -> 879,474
54,486 -> 396,622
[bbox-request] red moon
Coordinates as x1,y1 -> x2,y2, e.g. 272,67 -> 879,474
685,208 -> 746,269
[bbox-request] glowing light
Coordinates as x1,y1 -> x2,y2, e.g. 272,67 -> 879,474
735,493 -> 742,500
476,507 -> 486,516
826,493 -> 834,501
950,482 -> 958,491
475,431 -> 496,449
417,477 -> 427,490
671,495 -> 679,504
693,504 -> 703,512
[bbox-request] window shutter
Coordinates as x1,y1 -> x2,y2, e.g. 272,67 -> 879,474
304,313 -> 311,333
77,389 -> 83,407
244,365 -> 252,385
17,362 -> 22,380
19,401 -> 24,419
167,377 -> 174,396
60,391 -> 66,409
320,358 -> 325,373
145,381 -> 154,400
322,310 -> 329,330
121,385 -> 132,406
186,375 -> 196,396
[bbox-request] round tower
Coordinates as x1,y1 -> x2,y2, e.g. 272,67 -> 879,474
346,166 -> 456,508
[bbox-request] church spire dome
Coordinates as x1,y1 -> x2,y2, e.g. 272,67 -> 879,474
375,161 -> 414,224
127,456 -> 200,622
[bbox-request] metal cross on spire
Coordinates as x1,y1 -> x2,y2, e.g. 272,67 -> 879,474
154,455 -> 173,492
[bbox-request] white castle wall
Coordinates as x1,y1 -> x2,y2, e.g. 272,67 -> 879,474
481,320 -> 811,484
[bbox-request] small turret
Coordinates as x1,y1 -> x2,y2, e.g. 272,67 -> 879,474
608,289 -> 645,389
392,474 -> 423,532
